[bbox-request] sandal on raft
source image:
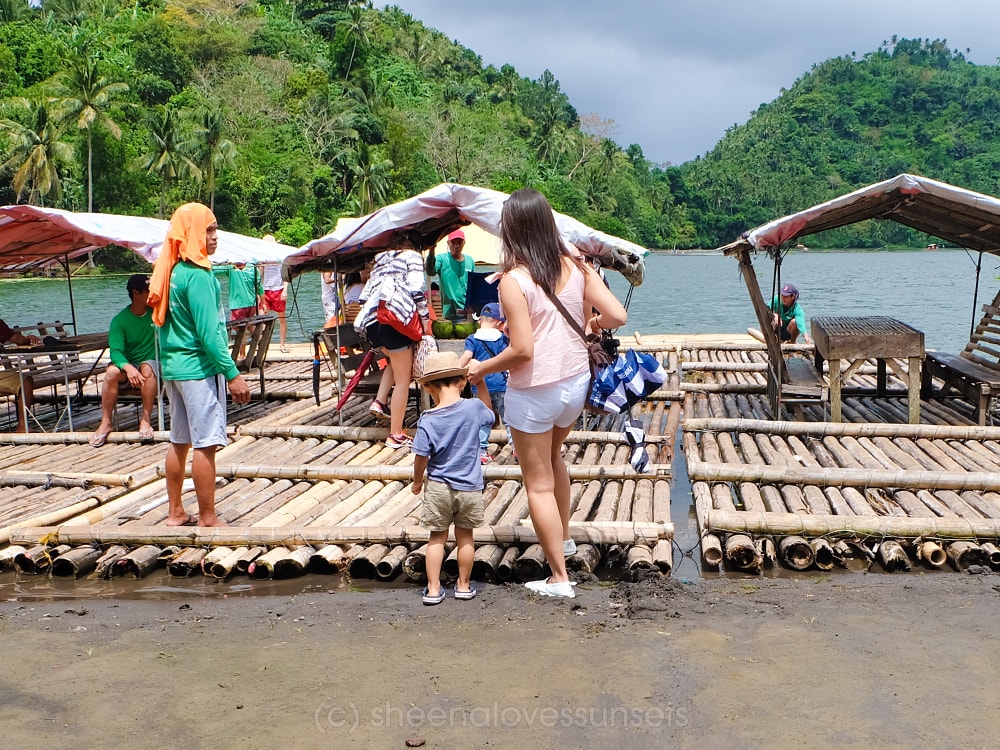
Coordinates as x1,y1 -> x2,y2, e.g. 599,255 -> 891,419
454,586 -> 478,601
89,431 -> 111,448
422,587 -> 445,606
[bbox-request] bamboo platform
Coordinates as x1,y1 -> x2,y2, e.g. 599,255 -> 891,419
0,340 -> 676,584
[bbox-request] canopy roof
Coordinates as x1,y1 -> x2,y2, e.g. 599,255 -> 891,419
0,205 -> 297,272
284,183 -> 647,285
720,173 -> 1000,256
433,222 -> 500,266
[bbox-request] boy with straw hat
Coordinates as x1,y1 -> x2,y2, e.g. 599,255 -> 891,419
411,351 -> 494,605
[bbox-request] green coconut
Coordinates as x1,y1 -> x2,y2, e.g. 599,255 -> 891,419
453,321 -> 477,339
431,320 -> 454,339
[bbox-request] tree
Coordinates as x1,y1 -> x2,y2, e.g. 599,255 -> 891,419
136,105 -> 200,218
191,107 -> 236,211
49,53 -> 129,213
347,140 -> 390,214
342,3 -> 372,79
0,97 -> 74,205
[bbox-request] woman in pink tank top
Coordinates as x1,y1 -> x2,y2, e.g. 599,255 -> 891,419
467,189 -> 627,598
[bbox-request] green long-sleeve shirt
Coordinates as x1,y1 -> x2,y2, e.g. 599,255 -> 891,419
160,261 -> 239,382
108,306 -> 156,369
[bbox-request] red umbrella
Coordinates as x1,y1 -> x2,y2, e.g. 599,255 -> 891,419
335,348 -> 377,410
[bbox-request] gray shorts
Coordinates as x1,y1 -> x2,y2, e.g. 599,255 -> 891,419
115,359 -> 160,381
420,479 -> 484,531
165,374 -> 228,449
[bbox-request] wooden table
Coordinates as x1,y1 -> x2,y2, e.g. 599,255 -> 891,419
811,316 -> 925,423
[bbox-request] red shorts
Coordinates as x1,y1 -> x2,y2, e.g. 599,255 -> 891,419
230,306 -> 256,321
264,289 -> 286,312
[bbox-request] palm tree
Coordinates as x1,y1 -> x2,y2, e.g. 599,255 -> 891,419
49,53 -> 129,213
191,107 -> 236,211
342,3 -> 372,78
347,141 -> 390,214
0,98 -> 75,205
136,106 -> 200,218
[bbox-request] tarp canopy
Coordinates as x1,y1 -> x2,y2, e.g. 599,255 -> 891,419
719,173 -> 1000,256
0,205 -> 298,272
284,183 -> 647,285
433,222 -> 500,266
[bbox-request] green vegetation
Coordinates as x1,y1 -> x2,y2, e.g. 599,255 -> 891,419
0,3 -> 997,255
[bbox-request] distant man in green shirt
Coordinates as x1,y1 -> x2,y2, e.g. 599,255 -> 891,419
219,261 -> 264,321
148,202 -> 250,528
770,283 -> 812,344
426,229 -> 475,320
90,275 -> 159,447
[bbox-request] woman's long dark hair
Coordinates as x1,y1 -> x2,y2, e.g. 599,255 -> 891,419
499,188 -> 578,290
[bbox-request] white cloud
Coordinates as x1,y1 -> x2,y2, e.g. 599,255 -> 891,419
382,0 -> 1000,165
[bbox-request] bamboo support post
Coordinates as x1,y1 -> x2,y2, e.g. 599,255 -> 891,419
947,541 -> 988,570
725,533 -> 762,572
167,547 -> 208,577
779,536 -> 814,571
472,544 -> 504,582
376,544 -> 409,581
309,545 -> 347,575
980,541 -> 1000,570
566,543 -> 602,575
349,543 -> 389,579
93,544 -> 129,579
113,545 -> 162,578
496,546 -> 520,581
878,540 -> 911,572
917,540 -> 947,569
248,547 -> 290,579
211,546 -> 249,579
274,546 -> 314,578
50,545 -> 101,578
652,539 -> 672,573
15,544 -> 71,574
626,544 -> 654,573
402,544 -> 427,581
809,538 -> 835,571
0,545 -> 27,572
514,544 -> 547,580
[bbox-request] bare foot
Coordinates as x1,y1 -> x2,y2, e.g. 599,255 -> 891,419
165,513 -> 198,527
198,517 -> 229,527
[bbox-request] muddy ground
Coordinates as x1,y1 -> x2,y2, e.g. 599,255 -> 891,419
1,570 -> 999,749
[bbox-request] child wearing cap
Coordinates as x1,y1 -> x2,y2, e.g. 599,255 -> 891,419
411,351 -> 495,605
459,302 -> 512,464
770,283 -> 811,344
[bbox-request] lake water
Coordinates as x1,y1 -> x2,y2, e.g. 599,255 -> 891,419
1,249 -> 994,353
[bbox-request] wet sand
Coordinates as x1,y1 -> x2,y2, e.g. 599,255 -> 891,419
2,572 -> 999,748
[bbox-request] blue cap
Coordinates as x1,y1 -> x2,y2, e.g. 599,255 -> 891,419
475,303 -> 505,321
781,283 -> 798,297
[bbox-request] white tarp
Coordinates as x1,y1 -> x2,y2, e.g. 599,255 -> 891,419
284,183 -> 647,285
0,205 -> 297,271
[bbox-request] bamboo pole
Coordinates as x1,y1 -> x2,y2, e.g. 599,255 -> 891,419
626,544 -> 654,573
200,546 -> 235,576
947,541 -> 988,570
112,545 -> 161,578
514,544 -> 547,580
50,545 -> 101,578
349,543 -> 389,579
917,540 -> 947,568
689,460 -> 1000,492
15,544 -> 71,574
237,424 -> 670,445
684,417 -> 1000,441
705,508 -> 1000,539
93,544 -> 128,579
167,547 -> 208,577
809,538 -> 835,571
207,463 -> 670,483
471,544 -> 504,582
210,546 -> 248,579
402,544 -> 427,581
248,546 -> 290,579
779,536 -> 814,570
376,544 -> 409,581
275,546 -> 314,578
878,540 -> 911,572
236,546 -> 266,574
652,539 -> 672,573
0,471 -> 134,488
566,543 -> 602,575
309,545 -> 347,574
443,547 -> 459,578
725,534 -> 762,572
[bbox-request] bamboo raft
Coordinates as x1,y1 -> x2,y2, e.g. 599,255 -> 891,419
0,341 -> 677,584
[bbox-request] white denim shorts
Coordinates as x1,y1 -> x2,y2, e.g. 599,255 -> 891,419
165,374 -> 229,449
504,371 -> 590,434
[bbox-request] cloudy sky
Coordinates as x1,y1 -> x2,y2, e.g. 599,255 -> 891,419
381,1 -> 1000,166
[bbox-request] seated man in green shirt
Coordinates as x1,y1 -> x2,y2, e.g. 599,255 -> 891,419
425,229 -> 475,320
91,274 -> 160,446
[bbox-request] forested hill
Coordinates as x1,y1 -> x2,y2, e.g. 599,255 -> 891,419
0,0 -> 997,259
678,38 -> 1000,248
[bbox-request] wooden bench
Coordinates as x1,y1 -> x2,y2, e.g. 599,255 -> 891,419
227,313 -> 276,399
921,292 -> 1000,424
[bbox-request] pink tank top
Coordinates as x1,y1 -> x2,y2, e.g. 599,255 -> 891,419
507,263 -> 589,388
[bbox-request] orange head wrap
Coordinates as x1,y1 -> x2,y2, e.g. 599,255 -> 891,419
148,203 -> 217,326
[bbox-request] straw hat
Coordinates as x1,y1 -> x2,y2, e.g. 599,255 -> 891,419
417,351 -> 469,385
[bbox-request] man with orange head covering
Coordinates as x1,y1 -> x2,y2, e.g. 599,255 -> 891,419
148,202 -> 251,527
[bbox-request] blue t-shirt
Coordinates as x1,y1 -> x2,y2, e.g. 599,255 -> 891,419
463,333 -> 509,394
413,398 -> 495,491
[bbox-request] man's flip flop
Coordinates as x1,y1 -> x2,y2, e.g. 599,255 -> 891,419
166,514 -> 198,527
89,432 -> 110,448
138,428 -> 155,442
454,586 -> 478,600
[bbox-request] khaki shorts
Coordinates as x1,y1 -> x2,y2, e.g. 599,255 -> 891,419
420,479 -> 484,531
0,371 -> 23,395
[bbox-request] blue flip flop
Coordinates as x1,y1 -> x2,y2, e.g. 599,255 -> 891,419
422,587 -> 445,606
454,585 -> 478,601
